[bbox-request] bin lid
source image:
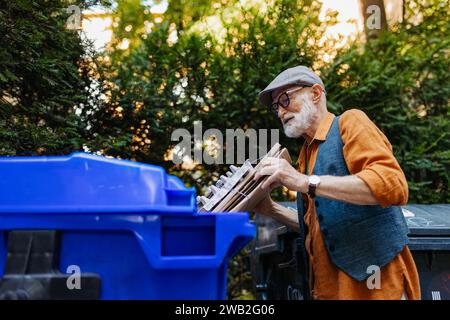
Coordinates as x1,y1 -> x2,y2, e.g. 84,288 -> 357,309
274,202 -> 450,237
0,152 -> 196,214
403,204 -> 450,237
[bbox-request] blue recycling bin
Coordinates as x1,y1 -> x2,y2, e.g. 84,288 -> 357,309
0,153 -> 255,299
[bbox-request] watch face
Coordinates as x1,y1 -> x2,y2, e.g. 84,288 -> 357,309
309,175 -> 320,185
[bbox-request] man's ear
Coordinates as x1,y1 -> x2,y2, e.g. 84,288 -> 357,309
310,84 -> 323,104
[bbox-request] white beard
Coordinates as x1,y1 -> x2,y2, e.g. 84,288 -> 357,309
282,95 -> 315,138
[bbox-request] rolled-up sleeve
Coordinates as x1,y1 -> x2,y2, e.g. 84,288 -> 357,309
340,109 -> 408,207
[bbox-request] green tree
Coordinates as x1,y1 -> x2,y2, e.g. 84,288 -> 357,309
322,0 -> 450,203
0,0 -> 100,155
87,0 -> 336,188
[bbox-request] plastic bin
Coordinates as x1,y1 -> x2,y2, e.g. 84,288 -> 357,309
0,153 -> 255,300
251,202 -> 450,300
404,204 -> 450,300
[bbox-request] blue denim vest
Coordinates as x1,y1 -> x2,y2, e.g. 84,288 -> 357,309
296,115 -> 409,281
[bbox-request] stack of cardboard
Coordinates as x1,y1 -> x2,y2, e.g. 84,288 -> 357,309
198,143 -> 291,213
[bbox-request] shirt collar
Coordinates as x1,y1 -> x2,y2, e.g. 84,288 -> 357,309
311,111 -> 335,142
295,112 -> 335,167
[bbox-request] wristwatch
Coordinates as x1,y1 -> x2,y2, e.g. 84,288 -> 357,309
307,175 -> 321,198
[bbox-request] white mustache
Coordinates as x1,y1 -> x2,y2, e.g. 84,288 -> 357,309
282,97 -> 314,138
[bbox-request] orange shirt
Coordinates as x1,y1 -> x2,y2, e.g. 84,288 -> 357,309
296,109 -> 421,300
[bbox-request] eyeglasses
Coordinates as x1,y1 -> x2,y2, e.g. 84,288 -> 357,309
270,86 -> 310,115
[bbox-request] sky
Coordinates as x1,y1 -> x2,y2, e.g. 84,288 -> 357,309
81,0 -> 365,52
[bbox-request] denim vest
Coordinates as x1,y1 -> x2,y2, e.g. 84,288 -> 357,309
296,116 -> 409,282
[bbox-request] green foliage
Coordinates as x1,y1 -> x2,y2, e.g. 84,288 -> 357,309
0,0 -> 100,155
322,0 -> 450,203
87,0 -> 334,191
227,245 -> 254,300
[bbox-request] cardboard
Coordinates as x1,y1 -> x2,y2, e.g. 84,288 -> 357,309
198,143 -> 291,213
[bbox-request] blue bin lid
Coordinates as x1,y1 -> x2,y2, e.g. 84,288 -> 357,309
0,152 -> 196,214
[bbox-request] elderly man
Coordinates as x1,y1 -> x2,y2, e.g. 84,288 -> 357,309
253,66 -> 420,300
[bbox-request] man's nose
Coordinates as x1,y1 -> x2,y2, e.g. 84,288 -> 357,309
278,106 -> 287,119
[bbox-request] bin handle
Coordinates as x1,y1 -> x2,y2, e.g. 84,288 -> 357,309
134,215 -> 255,269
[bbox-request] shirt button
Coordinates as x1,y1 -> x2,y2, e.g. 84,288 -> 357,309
318,213 -> 324,222
322,228 -> 329,236
315,201 -> 319,207
329,244 -> 335,252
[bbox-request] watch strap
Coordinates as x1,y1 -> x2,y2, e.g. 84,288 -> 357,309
308,184 -> 317,198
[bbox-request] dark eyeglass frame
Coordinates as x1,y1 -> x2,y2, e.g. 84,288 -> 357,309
270,85 -> 311,115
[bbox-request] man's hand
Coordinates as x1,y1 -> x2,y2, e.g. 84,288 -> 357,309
254,157 -> 309,193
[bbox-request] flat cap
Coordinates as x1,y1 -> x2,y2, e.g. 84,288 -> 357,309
258,65 -> 326,106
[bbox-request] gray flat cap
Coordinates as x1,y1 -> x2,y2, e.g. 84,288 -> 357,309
258,65 -> 326,106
